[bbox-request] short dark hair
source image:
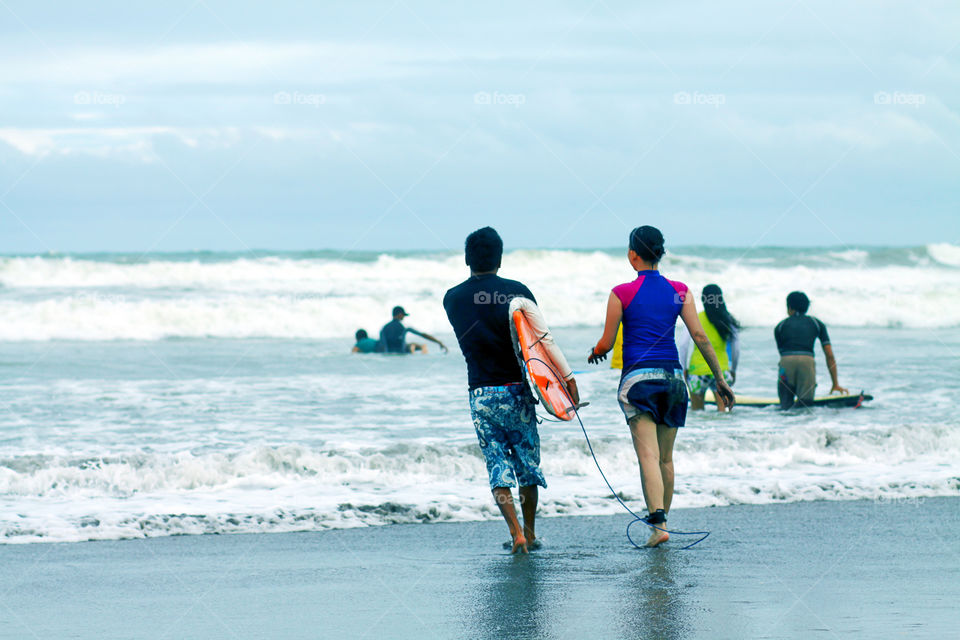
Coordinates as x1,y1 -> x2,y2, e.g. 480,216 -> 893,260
355,329 -> 368,341
787,291 -> 810,314
465,227 -> 503,272
629,225 -> 666,264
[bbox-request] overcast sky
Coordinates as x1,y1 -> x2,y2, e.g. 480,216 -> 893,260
1,1 -> 958,253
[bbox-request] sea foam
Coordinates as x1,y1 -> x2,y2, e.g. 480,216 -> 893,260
0,245 -> 957,341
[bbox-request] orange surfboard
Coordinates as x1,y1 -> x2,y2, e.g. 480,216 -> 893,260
511,307 -> 577,421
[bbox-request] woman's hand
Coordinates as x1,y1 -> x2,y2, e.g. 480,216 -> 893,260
587,348 -> 607,365
830,383 -> 848,395
715,379 -> 735,409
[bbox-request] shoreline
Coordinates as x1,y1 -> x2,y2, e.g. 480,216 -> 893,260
2,488 -> 953,546
1,497 -> 956,639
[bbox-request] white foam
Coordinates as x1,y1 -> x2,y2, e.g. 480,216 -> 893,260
928,243 -> 960,267
1,421 -> 957,543
0,248 -> 958,341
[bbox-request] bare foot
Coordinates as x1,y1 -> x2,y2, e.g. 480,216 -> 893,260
646,529 -> 669,547
511,533 -> 528,554
523,526 -> 536,547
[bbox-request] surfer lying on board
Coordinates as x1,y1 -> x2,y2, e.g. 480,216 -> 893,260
444,227 -> 579,554
379,306 -> 448,354
587,225 -> 734,547
352,329 -> 381,353
775,291 -> 847,409
677,284 -> 740,411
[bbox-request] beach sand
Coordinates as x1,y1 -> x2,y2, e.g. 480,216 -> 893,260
1,497 -> 956,639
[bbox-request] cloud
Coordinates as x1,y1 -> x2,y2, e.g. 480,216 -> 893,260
722,110 -> 938,150
0,42 -> 438,86
0,0 -> 957,252
0,126 -> 240,158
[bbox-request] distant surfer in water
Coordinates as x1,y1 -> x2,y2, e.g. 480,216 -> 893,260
379,306 -> 448,354
775,291 -> 847,408
443,227 -> 579,554
678,284 -> 740,411
352,329 -> 381,353
588,226 -> 734,547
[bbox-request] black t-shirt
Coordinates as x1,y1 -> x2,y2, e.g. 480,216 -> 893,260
774,314 -> 830,357
379,319 -> 424,353
443,274 -> 536,389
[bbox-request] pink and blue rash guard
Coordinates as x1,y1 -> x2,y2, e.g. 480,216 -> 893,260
613,270 -> 689,372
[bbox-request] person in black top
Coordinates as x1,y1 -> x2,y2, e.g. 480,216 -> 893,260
378,306 -> 447,354
444,227 -> 579,553
774,291 -> 847,409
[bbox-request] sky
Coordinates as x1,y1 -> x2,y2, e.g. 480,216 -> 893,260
1,0 -> 958,254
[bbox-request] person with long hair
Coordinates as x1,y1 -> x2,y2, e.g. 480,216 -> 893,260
587,226 -> 734,547
678,284 -> 740,411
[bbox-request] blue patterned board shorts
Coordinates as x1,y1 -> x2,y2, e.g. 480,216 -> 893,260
469,384 -> 547,490
618,367 -> 688,428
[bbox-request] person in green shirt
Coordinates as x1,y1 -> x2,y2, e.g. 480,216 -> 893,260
678,284 -> 740,411
351,329 -> 381,354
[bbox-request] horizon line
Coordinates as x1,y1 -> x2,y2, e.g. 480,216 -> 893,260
0,242 -> 952,258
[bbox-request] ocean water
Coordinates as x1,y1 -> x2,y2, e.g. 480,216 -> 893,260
1,246 -> 958,543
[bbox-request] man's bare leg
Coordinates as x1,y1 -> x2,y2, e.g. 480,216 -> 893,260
493,487 -> 527,553
519,485 -> 538,547
629,415 -> 669,546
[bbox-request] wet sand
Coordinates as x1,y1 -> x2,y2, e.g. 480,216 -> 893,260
1,497 -> 957,639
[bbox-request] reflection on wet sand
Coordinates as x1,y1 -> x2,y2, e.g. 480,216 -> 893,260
468,556 -> 554,640
619,550 -> 692,640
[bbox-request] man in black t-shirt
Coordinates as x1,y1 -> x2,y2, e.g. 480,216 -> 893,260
444,227 -> 578,554
774,291 -> 847,408
378,306 -> 447,354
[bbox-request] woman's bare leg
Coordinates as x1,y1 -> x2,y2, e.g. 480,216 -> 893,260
657,424 -> 678,513
630,414 -> 675,547
690,393 -> 705,410
715,387 -> 727,412
629,414 -> 663,513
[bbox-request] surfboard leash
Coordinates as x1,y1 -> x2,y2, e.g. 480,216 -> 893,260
524,356 -> 711,550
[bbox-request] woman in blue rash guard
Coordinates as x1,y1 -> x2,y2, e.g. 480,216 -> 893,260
587,226 -> 734,547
